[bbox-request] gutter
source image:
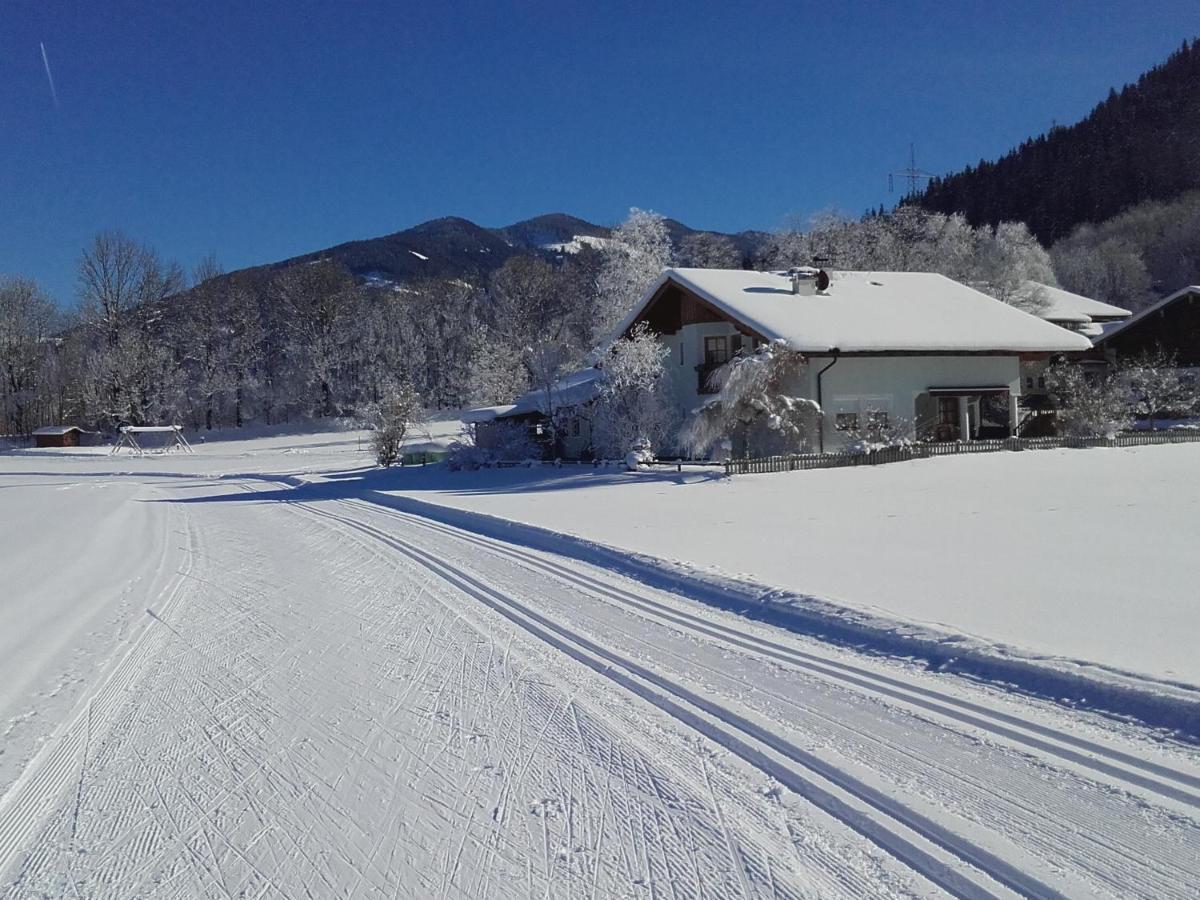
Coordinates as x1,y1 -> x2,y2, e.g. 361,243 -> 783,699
815,349 -> 840,454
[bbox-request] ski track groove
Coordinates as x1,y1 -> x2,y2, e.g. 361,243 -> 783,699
338,496 -> 1200,898
349,498 -> 1200,807
293,499 -> 1040,899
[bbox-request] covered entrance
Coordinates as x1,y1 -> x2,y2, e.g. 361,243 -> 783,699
916,387 -> 1016,441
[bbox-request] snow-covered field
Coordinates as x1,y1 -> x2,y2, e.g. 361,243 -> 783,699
2,430 -> 1199,897
383,444 -> 1200,690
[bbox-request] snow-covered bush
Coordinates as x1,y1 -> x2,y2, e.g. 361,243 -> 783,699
363,380 -> 423,467
590,324 -> 677,460
1043,362 -> 1131,438
681,340 -> 818,458
841,415 -> 913,455
624,439 -> 654,472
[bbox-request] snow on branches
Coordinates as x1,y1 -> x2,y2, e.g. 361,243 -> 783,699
363,379 -> 423,467
1121,349 -> 1197,430
681,340 -> 818,458
595,209 -> 674,339
1043,362 -> 1131,438
590,323 -> 677,461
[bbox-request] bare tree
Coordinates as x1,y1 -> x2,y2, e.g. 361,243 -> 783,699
77,231 -> 184,426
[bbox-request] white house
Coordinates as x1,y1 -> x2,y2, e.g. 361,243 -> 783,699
471,267 -> 1093,458
615,268 -> 1092,452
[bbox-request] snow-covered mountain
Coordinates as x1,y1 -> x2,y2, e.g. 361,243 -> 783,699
258,213 -> 765,286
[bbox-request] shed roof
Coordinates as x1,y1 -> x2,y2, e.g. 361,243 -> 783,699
1027,281 -> 1132,323
504,367 -> 605,417
462,405 -> 515,423
33,426 -> 84,436
618,269 -> 1093,354
1092,284 -> 1200,346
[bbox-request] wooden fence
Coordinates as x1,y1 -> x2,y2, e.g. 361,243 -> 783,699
723,429 -> 1200,476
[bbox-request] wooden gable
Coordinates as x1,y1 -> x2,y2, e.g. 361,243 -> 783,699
1100,289 -> 1200,366
626,278 -> 766,341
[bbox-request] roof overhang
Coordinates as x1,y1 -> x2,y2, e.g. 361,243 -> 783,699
926,386 -> 1011,396
462,404 -> 515,424
1092,285 -> 1200,346
613,271 -> 772,346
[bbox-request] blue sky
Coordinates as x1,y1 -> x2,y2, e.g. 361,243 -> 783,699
2,1 -> 1196,304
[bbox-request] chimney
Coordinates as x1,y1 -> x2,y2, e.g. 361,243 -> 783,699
789,269 -> 802,294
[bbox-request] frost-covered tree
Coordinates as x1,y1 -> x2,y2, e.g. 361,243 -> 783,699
589,324 -> 677,459
0,276 -> 59,436
594,209 -> 673,342
1050,191 -> 1200,312
472,256 -> 586,405
679,232 -> 742,269
365,379 -> 423,467
1043,362 -> 1132,438
975,222 -> 1055,313
681,340 -> 817,458
1122,349 -> 1196,430
755,208 -> 1056,313
270,259 -> 361,418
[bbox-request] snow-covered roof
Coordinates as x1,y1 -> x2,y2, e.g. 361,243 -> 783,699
504,367 -> 605,417
33,426 -> 84,435
1027,281 -> 1131,323
462,405 -> 515,423
1092,284 -> 1200,346
618,269 -> 1093,354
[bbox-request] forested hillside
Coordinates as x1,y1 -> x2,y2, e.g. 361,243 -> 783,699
2,211 -> 755,435
914,39 -> 1200,245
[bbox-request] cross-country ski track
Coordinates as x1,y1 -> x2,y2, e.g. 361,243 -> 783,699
1,467 -> 1198,898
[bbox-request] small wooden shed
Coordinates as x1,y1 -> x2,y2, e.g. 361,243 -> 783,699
33,426 -> 86,448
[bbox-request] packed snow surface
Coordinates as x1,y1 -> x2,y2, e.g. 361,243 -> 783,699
2,428 -> 1198,898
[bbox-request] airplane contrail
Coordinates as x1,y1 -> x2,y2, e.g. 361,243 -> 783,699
40,41 -> 58,108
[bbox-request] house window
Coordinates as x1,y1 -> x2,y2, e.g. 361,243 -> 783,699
835,412 -> 859,431
866,410 -> 889,429
1025,376 -> 1034,390
704,336 -> 729,366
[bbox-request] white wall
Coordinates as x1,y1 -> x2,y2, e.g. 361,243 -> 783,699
804,355 -> 1022,449
660,322 -> 746,413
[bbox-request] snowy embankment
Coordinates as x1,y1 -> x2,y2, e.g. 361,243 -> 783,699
369,444 -> 1200,735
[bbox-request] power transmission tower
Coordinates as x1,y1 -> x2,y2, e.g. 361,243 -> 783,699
888,144 -> 935,194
